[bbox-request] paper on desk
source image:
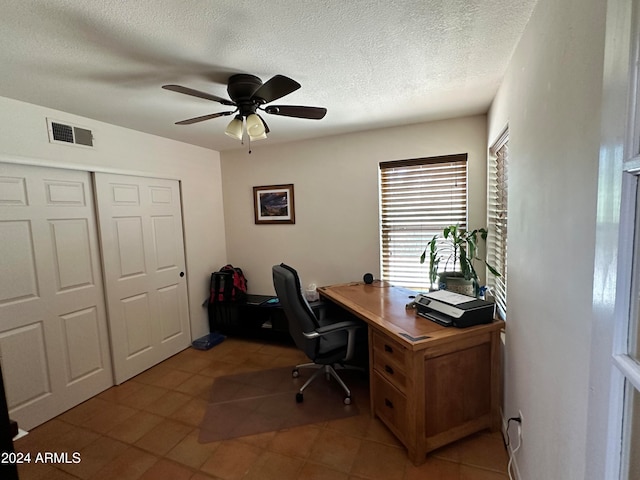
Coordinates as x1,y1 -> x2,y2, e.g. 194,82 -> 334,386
424,289 -> 475,305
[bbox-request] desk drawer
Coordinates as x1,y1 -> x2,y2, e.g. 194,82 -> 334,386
372,332 -> 407,389
373,351 -> 407,391
372,372 -> 407,442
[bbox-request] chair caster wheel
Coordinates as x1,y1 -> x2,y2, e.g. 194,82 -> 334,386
344,396 -> 352,405
296,392 -> 304,403
292,369 -> 299,378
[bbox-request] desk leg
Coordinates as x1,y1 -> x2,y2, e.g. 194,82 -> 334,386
490,329 -> 503,431
407,349 -> 425,466
367,328 -> 376,414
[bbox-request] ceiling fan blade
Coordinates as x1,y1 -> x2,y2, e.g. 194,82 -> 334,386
265,105 -> 327,120
175,111 -> 234,125
163,84 -> 236,106
252,75 -> 301,103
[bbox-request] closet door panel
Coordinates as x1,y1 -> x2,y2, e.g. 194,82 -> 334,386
95,173 -> 190,384
0,163 -> 112,430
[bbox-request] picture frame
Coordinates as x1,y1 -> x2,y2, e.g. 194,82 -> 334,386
253,184 -> 295,224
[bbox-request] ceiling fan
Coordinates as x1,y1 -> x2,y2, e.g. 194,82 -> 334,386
162,74 -> 327,143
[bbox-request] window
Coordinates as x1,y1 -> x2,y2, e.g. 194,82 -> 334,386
593,2 -> 640,477
487,131 -> 508,319
616,178 -> 640,479
379,154 -> 468,290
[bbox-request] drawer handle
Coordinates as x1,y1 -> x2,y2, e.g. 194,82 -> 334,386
384,398 -> 394,409
384,365 -> 394,375
384,344 -> 394,353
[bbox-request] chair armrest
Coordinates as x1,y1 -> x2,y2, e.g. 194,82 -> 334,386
304,320 -> 363,361
314,320 -> 361,335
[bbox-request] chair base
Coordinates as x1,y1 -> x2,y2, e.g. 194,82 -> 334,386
292,362 -> 363,405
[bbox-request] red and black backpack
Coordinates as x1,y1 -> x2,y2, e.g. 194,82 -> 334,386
210,264 -> 248,303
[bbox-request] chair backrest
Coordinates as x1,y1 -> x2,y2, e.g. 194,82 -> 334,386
272,264 -> 319,359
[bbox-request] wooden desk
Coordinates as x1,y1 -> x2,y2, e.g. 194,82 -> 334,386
318,282 -> 504,465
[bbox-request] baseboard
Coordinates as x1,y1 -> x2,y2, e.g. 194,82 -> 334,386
501,409 -> 522,480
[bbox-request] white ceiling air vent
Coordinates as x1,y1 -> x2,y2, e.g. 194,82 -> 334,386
46,118 -> 94,148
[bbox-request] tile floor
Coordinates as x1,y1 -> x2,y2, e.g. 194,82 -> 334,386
13,337 -> 509,480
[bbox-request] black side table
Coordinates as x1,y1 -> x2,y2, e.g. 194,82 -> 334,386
208,294 -> 322,342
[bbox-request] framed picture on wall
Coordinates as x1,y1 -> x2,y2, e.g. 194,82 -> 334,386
253,184 -> 295,224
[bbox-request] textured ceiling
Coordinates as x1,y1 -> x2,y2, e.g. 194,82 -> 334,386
0,0 -> 537,151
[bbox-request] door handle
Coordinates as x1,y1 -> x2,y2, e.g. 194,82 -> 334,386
179,272 -> 185,277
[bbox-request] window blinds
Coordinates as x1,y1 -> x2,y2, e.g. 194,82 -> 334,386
487,141 -> 508,319
379,154 -> 468,290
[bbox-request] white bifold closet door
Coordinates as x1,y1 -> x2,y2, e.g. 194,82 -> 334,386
0,163 -> 113,430
94,173 -> 190,384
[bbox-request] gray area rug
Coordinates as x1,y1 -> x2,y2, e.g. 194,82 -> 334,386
198,366 -> 367,443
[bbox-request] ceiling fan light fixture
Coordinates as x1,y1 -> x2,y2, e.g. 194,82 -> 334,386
245,113 -> 266,137
224,115 -> 243,140
249,131 -> 267,142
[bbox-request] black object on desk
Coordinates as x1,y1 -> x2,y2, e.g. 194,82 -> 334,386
245,295 -> 278,306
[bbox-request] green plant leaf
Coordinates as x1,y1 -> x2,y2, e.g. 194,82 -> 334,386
425,235 -> 439,284
486,262 -> 501,277
430,235 -> 437,252
418,224 -> 498,290
468,236 -> 477,260
430,258 -> 439,284
468,261 -> 478,281
459,247 -> 470,277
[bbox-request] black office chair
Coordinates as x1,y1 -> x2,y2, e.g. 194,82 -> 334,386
272,263 -> 365,405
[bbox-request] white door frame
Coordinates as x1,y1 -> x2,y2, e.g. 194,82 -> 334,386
589,0 -> 639,477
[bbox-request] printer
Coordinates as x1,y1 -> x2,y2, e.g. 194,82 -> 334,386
414,290 -> 494,328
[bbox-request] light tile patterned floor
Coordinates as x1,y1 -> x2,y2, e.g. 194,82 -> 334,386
14,337 -> 509,480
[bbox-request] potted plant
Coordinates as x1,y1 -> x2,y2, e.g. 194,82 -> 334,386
419,224 -> 500,296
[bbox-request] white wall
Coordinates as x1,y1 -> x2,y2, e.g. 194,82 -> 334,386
220,115 -> 488,294
488,0 -> 606,478
0,96 -> 227,341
